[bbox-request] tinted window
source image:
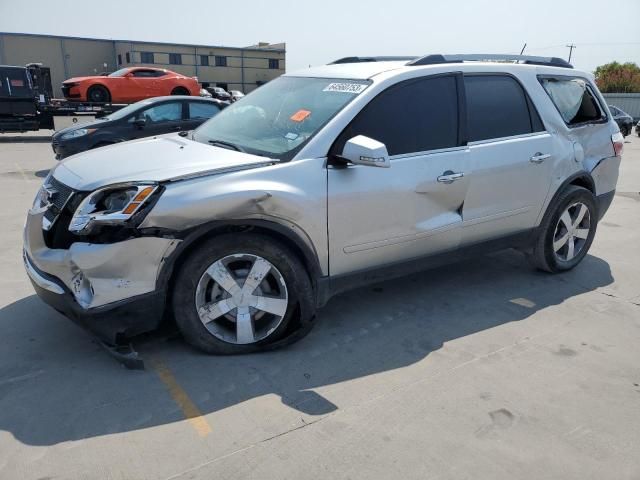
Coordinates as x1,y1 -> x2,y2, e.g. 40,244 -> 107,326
132,102 -> 182,123
200,55 -> 209,66
169,53 -> 182,65
215,56 -> 227,67
540,77 -> 604,125
189,102 -> 220,119
140,52 -> 154,63
335,75 -> 459,156
465,75 -> 536,142
132,69 -> 157,78
125,52 -> 130,63
269,59 -> 279,69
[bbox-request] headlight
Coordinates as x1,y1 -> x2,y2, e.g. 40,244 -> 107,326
69,182 -> 160,234
60,128 -> 96,140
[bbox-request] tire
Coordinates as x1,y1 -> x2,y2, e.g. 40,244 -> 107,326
87,85 -> 111,103
172,234 -> 315,354
171,87 -> 189,96
529,185 -> 598,273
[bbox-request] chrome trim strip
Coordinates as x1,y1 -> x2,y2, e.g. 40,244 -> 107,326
23,253 -> 65,295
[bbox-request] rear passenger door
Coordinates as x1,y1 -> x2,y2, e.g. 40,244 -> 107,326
461,74 -> 554,245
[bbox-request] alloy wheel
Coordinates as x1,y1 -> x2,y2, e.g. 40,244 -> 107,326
552,202 -> 591,262
194,253 -> 289,344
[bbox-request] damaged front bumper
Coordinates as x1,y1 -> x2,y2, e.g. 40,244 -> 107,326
23,210 -> 180,344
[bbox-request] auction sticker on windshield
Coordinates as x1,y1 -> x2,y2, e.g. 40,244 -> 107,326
323,83 -> 368,94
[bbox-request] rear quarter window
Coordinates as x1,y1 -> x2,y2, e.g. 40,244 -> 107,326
539,77 -> 605,126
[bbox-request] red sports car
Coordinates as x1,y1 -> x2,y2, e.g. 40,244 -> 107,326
61,67 -> 200,104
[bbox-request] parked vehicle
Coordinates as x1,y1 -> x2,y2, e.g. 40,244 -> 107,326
230,90 -> 245,102
609,105 -> 634,137
61,67 -> 200,104
24,54 -> 622,361
51,96 -> 226,159
206,86 -> 232,102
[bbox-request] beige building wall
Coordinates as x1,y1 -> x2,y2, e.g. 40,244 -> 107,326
1,33 -> 285,97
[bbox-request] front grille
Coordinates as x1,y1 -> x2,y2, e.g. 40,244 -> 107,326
48,176 -> 74,210
42,177 -> 75,224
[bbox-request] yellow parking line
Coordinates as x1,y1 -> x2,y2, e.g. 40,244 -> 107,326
150,358 -> 212,437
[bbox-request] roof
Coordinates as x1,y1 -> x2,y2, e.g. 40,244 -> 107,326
287,61 -> 408,80
0,31 -> 286,53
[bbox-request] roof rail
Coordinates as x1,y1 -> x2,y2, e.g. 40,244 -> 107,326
407,54 -> 573,69
330,56 -> 418,64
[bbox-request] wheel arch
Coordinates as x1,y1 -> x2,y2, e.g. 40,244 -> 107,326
537,171 -> 596,227
156,219 -> 324,304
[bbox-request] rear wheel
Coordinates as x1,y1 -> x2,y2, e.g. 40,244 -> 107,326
87,85 -> 111,103
529,186 -> 597,272
171,87 -> 189,96
172,234 -> 315,354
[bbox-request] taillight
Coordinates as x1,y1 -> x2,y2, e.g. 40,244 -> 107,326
612,132 -> 624,157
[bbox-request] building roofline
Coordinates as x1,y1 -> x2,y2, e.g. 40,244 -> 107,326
0,31 -> 286,53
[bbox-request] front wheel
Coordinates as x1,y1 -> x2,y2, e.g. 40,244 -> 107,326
529,185 -> 598,273
87,85 -> 111,103
172,234 -> 315,354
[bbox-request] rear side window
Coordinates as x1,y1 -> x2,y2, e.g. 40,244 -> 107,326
189,102 -> 220,120
540,78 -> 604,125
335,75 -> 459,156
464,75 -> 542,142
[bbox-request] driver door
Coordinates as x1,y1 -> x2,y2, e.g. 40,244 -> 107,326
128,101 -> 184,139
328,74 -> 471,276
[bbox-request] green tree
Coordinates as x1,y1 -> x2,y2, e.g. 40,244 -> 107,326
594,62 -> 640,93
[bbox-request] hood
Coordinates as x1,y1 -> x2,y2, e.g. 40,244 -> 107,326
51,134 -> 276,191
53,118 -> 109,139
63,76 -> 104,84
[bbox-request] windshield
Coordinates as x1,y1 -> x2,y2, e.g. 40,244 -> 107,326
108,68 -> 131,77
193,76 -> 370,160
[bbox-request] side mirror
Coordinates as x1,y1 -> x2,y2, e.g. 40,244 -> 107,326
133,118 -> 146,129
341,135 -> 390,168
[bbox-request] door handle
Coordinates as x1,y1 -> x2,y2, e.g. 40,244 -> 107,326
530,152 -> 551,164
437,171 -> 464,184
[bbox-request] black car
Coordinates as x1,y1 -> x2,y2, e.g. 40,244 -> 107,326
206,86 -> 232,102
609,105 -> 634,137
51,96 -> 226,159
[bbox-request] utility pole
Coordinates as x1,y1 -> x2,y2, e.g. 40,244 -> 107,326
520,43 -> 527,55
566,43 -> 576,63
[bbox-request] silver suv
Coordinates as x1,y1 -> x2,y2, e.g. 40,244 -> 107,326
24,54 -> 623,355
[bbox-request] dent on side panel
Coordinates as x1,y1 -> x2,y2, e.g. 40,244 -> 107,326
590,156 -> 621,196
140,158 -> 329,276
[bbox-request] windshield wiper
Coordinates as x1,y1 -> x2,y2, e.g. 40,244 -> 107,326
207,139 -> 245,153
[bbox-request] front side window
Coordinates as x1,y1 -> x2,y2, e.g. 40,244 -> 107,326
193,76 -> 370,160
131,69 -> 156,78
334,75 -> 459,156
465,75 -> 540,142
189,102 -> 220,119
540,77 -> 604,125
132,102 -> 183,123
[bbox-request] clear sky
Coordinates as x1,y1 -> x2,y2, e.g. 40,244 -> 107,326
1,0 -> 638,73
